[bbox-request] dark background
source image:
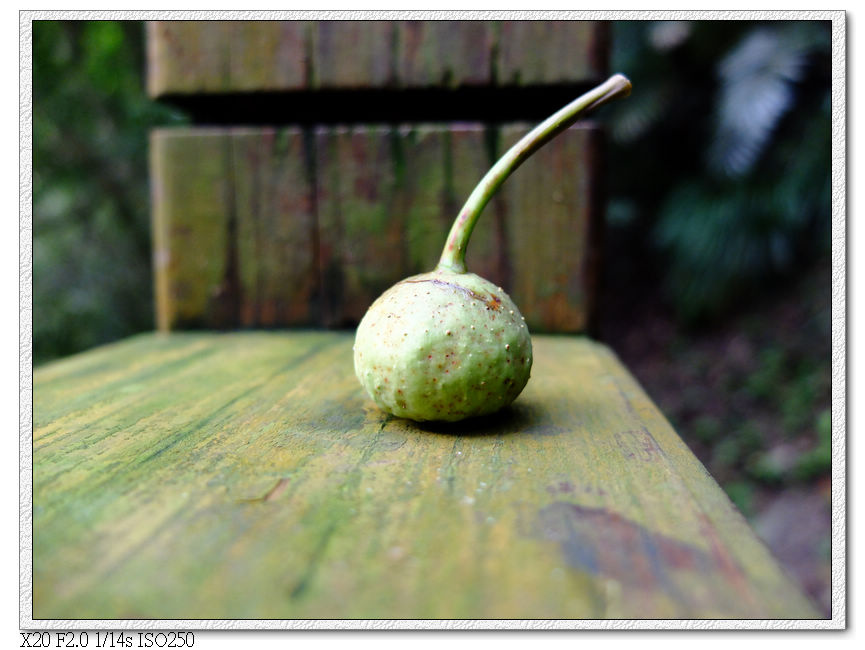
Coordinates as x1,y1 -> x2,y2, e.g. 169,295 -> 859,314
32,19 -> 833,613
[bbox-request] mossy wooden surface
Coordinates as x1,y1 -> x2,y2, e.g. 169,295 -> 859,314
396,21 -> 493,88
151,124 -> 600,333
146,20 -> 607,96
150,128 -> 318,331
150,129 -> 234,330
312,21 -> 394,89
499,21 -> 609,85
499,123 -> 602,333
33,332 -> 818,620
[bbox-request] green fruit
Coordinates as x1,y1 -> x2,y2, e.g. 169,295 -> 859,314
354,74 -> 632,422
354,271 -> 532,422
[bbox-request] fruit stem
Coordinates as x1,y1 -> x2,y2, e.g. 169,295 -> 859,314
436,73 -> 632,274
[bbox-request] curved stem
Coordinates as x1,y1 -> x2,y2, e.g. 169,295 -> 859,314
436,73 -> 632,273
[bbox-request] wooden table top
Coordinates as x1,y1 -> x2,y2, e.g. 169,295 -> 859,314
32,331 -> 818,620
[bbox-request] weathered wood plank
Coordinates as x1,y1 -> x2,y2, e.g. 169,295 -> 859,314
314,124 -> 403,327
230,129 -> 318,327
150,129 -> 234,330
497,123 -> 602,334
33,333 -> 819,619
146,21 -> 234,96
396,21 -> 493,87
146,20 -> 608,96
314,124 -> 494,327
314,122 -> 602,333
498,21 -> 609,86
228,21 -> 309,91
398,125 -> 457,273
147,21 -> 309,94
311,21 -> 395,89
151,125 -> 598,333
151,128 -> 318,331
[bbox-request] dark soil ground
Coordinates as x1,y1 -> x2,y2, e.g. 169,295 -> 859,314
598,255 -> 833,616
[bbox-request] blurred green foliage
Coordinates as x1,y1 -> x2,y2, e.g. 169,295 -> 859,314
33,21 -> 186,364
654,263 -> 832,500
607,20 -> 831,323
722,480 -> 755,518
793,409 -> 832,480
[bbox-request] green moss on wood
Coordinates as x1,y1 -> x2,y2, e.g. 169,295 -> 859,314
33,332 -> 819,619
146,21 -> 609,96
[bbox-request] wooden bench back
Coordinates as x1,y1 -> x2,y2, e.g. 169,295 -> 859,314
148,20 -> 609,333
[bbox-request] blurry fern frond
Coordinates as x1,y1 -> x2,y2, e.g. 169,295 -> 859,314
609,84 -> 669,144
657,69 -> 830,321
708,26 -> 813,177
648,21 -> 693,52
655,185 -> 774,321
656,137 -> 829,324
606,21 -> 830,323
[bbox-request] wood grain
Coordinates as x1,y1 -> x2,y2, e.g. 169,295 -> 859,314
498,21 -> 609,85
311,21 -> 395,89
395,21 -> 493,87
146,21 -> 234,96
314,124 -> 493,327
151,124 -> 599,333
150,128 -> 318,331
150,128 -> 234,330
33,332 -> 819,619
146,20 -> 608,96
497,123 -> 602,334
228,21 -> 309,91
314,124 -> 405,327
230,129 -> 317,327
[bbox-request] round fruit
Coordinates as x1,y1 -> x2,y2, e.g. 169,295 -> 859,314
354,270 -> 532,422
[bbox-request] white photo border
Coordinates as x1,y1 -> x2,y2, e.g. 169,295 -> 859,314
19,8 -> 847,631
